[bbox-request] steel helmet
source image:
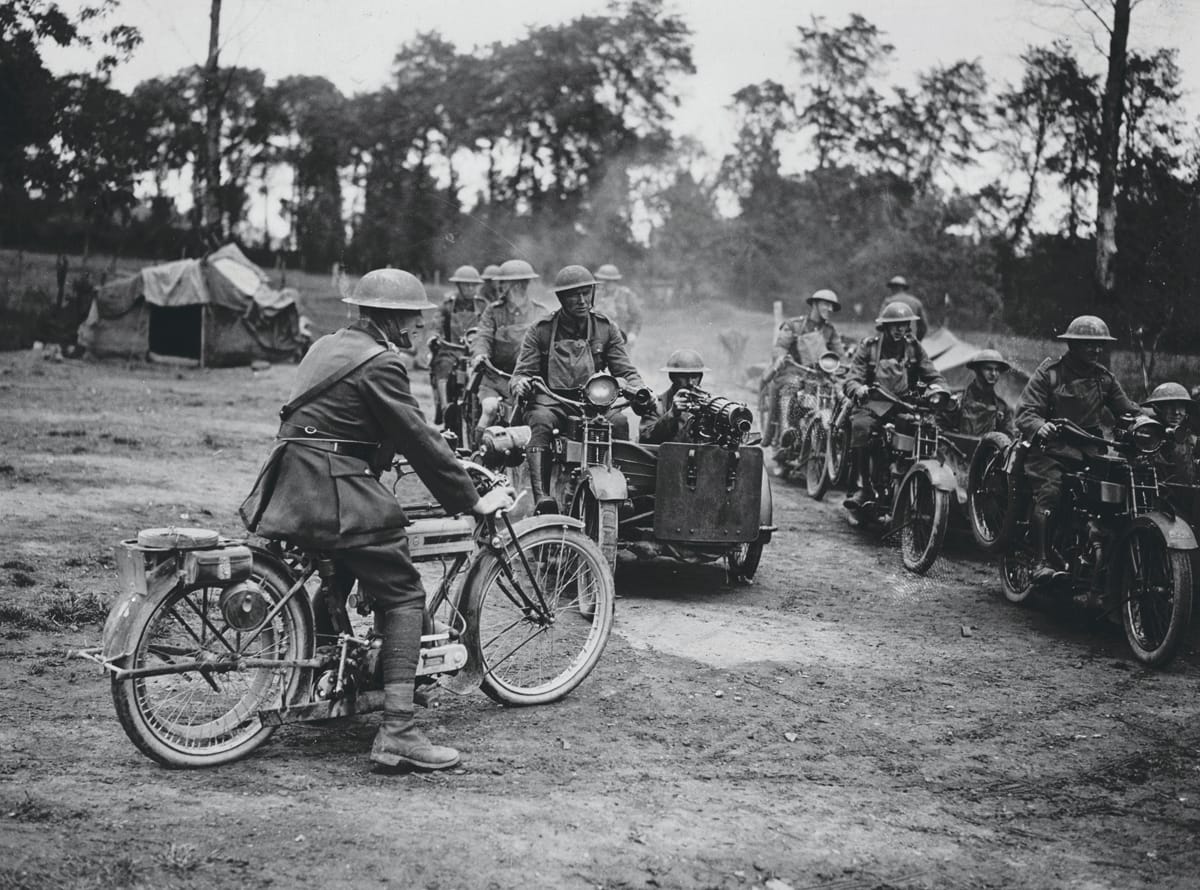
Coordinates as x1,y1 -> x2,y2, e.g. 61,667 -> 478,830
887,275 -> 909,288
660,348 -> 710,374
875,301 -> 919,326
552,264 -> 596,295
481,264 -> 501,281
966,348 -> 1011,372
1144,382 -> 1192,406
807,288 -> 841,310
1057,315 -> 1116,342
448,264 -> 483,284
594,263 -> 622,281
343,269 -> 435,310
494,259 -> 539,282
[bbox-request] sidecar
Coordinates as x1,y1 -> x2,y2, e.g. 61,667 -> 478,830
613,440 -> 774,582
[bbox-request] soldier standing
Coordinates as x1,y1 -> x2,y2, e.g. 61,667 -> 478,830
1015,315 -> 1143,583
510,265 -> 651,514
594,264 -> 645,352
430,265 -> 484,425
240,269 -> 514,771
878,275 -> 928,341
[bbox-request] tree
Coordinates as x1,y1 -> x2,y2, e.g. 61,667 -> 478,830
201,0 -> 222,242
1093,0 -> 1132,302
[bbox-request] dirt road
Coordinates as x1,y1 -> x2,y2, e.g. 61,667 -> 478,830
2,348 -> 1200,890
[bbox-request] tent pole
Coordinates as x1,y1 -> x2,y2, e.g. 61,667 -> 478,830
200,304 -> 207,368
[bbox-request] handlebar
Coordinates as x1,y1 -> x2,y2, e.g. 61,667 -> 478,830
526,377 -> 649,412
428,335 -> 470,354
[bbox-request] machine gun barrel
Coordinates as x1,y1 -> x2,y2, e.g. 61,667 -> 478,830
676,388 -> 754,441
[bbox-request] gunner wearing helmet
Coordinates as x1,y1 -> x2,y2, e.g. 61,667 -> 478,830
240,268 -> 514,773
946,349 -> 1015,437
510,265 -> 651,514
1143,382 -> 1198,485
1015,315 -> 1143,583
640,348 -> 710,444
763,288 -> 845,447
841,301 -> 948,511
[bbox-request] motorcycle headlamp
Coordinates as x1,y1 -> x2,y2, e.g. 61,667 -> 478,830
1127,416 -> 1165,454
818,352 -> 841,374
218,581 -> 271,632
584,374 -> 620,408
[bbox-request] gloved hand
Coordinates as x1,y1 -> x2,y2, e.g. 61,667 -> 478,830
1034,421 -> 1058,444
510,377 -> 531,400
469,354 -> 487,371
472,485 -> 516,517
847,382 -> 868,402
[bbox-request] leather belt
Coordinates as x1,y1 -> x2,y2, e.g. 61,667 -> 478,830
278,437 -> 378,462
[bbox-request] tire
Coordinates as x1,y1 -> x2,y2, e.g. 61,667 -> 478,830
826,412 -> 851,487
804,419 -> 831,500
896,472 -> 950,574
466,526 -> 615,705
1118,527 -> 1193,667
572,490 -> 619,573
110,560 -> 312,768
1000,544 -> 1036,604
727,540 -> 764,582
967,432 -> 1014,554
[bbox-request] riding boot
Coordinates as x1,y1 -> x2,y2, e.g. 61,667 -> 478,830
1030,508 -> 1062,585
527,448 -> 558,515
370,607 -> 460,771
844,448 -> 876,510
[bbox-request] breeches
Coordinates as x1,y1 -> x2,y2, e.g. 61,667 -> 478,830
334,535 -> 426,614
848,408 -> 879,449
1024,452 -> 1065,512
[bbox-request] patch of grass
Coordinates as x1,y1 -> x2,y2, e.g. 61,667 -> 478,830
1,559 -> 35,572
0,603 -> 56,632
9,571 -> 35,588
5,792 -> 56,823
159,842 -> 203,874
46,429 -> 87,438
110,435 -> 141,447
41,589 -> 109,626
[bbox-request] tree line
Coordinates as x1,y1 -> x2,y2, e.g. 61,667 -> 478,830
4,0 -> 1198,367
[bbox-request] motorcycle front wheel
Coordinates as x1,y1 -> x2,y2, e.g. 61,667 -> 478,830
111,561 -> 312,768
967,432 -> 1015,554
1118,528 -> 1193,667
572,490 -> 619,573
1000,542 -> 1036,604
803,418 -> 831,500
465,525 -> 615,706
896,472 -> 950,574
726,540 -> 764,582
825,414 -> 850,487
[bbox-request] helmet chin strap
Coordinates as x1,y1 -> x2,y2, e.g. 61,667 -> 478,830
363,316 -> 411,352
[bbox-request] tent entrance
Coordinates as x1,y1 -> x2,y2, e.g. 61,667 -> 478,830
148,305 -> 203,359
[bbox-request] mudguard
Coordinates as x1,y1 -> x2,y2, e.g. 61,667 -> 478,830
1115,512 -> 1199,552
906,460 -> 958,493
759,462 -> 774,536
583,465 -> 629,502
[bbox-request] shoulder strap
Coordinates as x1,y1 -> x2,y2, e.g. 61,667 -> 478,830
279,346 -> 387,421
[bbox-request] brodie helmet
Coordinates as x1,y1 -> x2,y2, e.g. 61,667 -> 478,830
965,348 -> 1011,372
552,265 -> 596,295
1144,382 -> 1192,406
343,269 -> 435,310
887,275 -> 909,289
874,301 -> 919,327
481,264 -> 501,281
494,259 -> 539,282
807,288 -> 841,310
1056,315 -> 1116,342
448,265 -> 483,284
660,348 -> 710,375
594,263 -> 622,281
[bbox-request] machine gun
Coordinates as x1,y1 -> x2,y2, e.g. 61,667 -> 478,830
674,388 -> 754,449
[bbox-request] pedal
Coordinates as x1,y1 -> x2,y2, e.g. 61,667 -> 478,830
416,642 -> 468,677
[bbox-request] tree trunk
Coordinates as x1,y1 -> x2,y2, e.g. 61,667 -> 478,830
1094,0 -> 1131,303
201,0 -> 223,246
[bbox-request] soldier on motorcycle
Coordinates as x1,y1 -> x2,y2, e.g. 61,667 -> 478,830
594,263 -> 645,352
842,301 -> 948,511
479,263 -> 502,304
878,275 -> 928,341
946,348 -> 1015,437
470,259 -> 546,442
1143,382 -> 1198,484
640,348 -> 710,444
431,265 -> 485,425
1015,315 -> 1143,583
763,288 -> 845,447
510,264 -> 652,515
240,269 -> 514,772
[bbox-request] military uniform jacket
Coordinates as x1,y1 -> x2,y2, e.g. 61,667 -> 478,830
639,387 -> 691,444
773,316 -> 844,362
594,285 -> 644,336
1015,354 -> 1141,442
510,310 -> 646,395
471,298 -> 545,373
438,295 -> 481,343
950,380 -> 1014,437
843,334 -> 944,399
240,323 -> 478,550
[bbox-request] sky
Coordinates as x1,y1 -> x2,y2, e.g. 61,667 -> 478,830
41,0 -> 1200,237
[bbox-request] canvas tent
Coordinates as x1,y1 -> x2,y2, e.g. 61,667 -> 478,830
923,327 -> 1029,405
78,244 -> 309,366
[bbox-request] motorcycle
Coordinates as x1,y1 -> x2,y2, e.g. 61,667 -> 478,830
427,332 -> 475,447
770,352 -> 846,500
73,460 -> 615,768
484,373 -> 774,583
967,416 -> 1195,666
843,384 -> 958,574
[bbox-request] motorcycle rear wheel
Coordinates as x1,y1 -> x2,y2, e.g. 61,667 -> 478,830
897,472 -> 950,574
1000,543 -> 1036,604
465,525 -> 615,706
1118,528 -> 1193,667
111,560 -> 311,768
803,418 -> 831,500
726,540 -> 764,582
967,432 -> 1015,554
826,414 -> 850,487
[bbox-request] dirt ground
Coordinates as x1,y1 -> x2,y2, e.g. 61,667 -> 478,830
3,338 -> 1200,890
